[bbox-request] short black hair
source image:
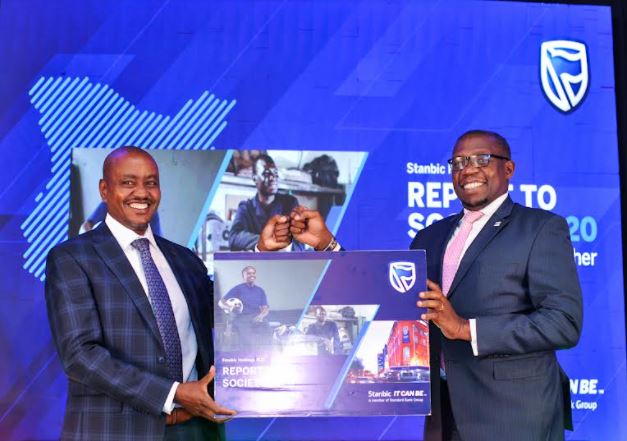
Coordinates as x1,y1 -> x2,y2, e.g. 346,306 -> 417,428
241,265 -> 256,276
455,130 -> 511,159
253,154 -> 276,176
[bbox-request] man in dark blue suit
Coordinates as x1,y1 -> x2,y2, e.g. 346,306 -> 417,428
45,147 -> 235,441
412,130 -> 582,441
261,130 -> 583,441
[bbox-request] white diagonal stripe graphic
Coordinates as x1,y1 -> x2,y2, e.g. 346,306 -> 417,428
23,76 -> 236,280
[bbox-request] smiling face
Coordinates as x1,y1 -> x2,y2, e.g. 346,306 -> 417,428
451,134 -> 515,211
243,267 -> 256,285
99,149 -> 160,235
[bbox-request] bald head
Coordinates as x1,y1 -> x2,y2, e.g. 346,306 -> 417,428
454,130 -> 511,159
102,146 -> 157,182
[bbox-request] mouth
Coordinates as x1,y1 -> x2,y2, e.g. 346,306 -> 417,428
126,201 -> 151,212
461,181 -> 485,190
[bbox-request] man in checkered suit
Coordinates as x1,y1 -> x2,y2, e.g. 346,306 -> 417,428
45,146 -> 235,440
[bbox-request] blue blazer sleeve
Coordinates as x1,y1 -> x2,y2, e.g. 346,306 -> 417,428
45,246 -> 174,416
475,215 -> 583,355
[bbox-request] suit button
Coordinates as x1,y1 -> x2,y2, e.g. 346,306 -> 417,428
158,356 -> 165,364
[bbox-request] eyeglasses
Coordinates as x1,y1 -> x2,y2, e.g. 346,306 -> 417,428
447,153 -> 510,172
259,169 -> 279,180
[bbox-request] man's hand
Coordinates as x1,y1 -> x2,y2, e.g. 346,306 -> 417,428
289,206 -> 333,250
174,366 -> 236,423
253,305 -> 269,322
257,215 -> 291,251
417,279 -> 471,341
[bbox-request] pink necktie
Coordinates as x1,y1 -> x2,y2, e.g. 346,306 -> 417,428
441,211 -> 484,296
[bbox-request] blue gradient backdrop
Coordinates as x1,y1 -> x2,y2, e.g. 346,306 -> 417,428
0,1 -> 624,440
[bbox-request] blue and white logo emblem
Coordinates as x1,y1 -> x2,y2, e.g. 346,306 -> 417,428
389,262 -> 416,294
540,40 -> 589,113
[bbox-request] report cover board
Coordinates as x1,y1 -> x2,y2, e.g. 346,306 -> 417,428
213,250 -> 430,417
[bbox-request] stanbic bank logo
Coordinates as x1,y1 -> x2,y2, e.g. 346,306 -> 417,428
389,262 -> 416,293
540,40 -> 589,113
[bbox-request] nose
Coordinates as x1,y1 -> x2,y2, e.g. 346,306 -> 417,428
460,162 -> 480,175
132,184 -> 151,198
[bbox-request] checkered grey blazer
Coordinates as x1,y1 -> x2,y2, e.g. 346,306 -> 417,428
45,223 -> 216,441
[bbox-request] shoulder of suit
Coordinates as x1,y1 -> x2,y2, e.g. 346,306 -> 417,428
154,235 -> 193,255
418,212 -> 459,236
48,228 -> 100,256
510,202 -> 565,223
154,235 -> 206,269
409,212 -> 458,250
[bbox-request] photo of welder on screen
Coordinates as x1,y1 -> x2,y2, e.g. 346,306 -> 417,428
228,154 -> 304,251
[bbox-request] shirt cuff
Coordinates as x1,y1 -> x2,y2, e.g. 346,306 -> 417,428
162,381 -> 179,414
469,318 -> 479,356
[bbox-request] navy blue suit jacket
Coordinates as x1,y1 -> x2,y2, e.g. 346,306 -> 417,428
45,223 -> 216,441
411,197 -> 582,441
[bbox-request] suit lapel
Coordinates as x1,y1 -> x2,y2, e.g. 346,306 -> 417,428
447,197 -> 514,298
91,224 -> 163,345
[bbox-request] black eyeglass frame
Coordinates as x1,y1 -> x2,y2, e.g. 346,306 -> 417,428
447,153 -> 511,171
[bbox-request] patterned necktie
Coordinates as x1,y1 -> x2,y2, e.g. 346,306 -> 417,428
132,238 -> 183,382
441,211 -> 484,296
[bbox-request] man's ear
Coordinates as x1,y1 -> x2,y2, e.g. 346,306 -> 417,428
98,179 -> 107,201
505,160 -> 515,179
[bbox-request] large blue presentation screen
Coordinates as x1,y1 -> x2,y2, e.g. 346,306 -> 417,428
0,1 -> 625,440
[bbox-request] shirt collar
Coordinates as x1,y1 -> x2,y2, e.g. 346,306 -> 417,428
463,192 -> 509,219
105,213 -> 157,250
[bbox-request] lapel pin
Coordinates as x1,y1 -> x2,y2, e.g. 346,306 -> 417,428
493,221 -> 502,227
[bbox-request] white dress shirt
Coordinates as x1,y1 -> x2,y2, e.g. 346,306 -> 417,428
105,214 -> 198,413
444,192 -> 509,356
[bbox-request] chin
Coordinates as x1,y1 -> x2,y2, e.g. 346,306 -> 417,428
461,198 -> 489,210
128,220 -> 150,233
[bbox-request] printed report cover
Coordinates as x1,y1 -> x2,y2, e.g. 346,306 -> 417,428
213,250 -> 430,417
